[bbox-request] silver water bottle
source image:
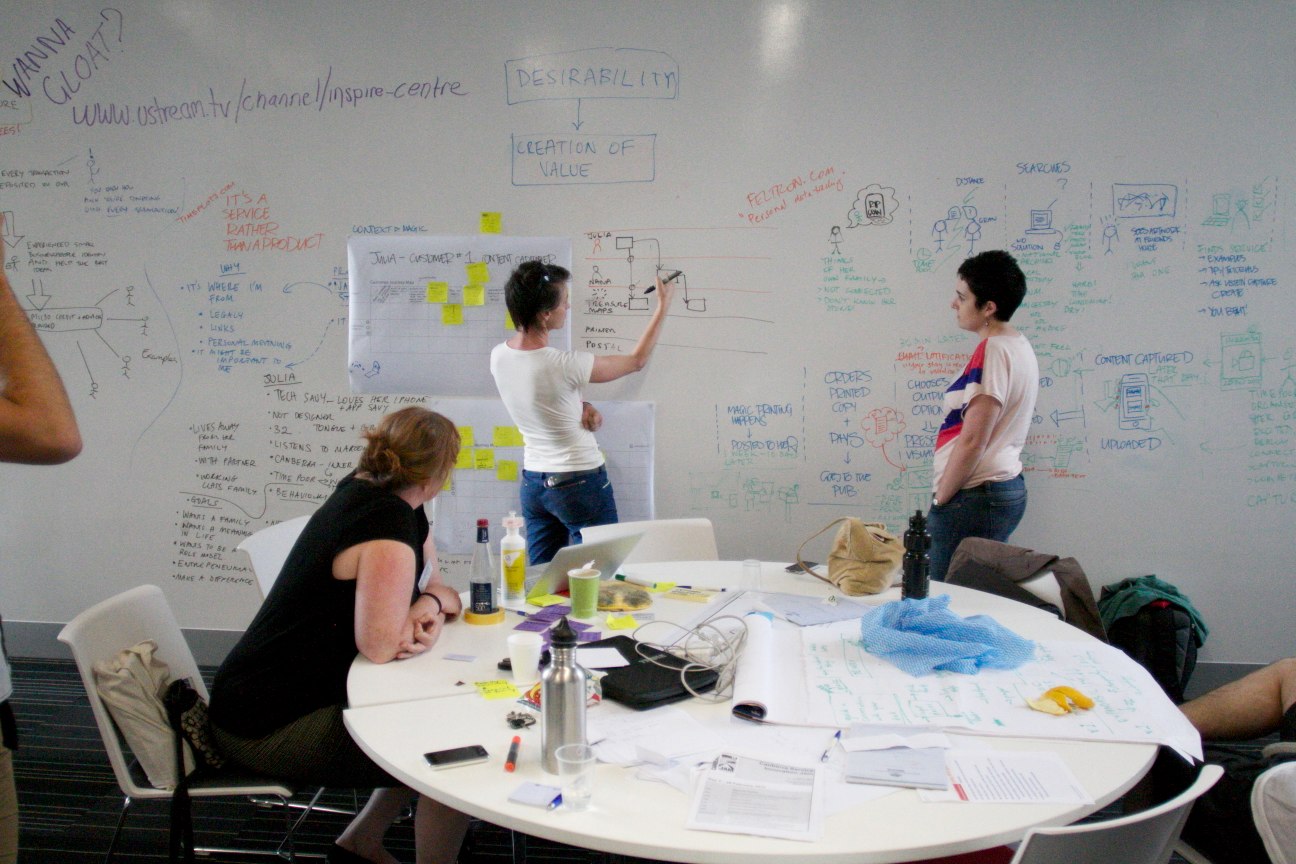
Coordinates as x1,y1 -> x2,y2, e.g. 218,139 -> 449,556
540,616 -> 590,773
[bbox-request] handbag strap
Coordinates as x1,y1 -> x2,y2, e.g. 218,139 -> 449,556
165,680 -> 196,864
797,517 -> 850,588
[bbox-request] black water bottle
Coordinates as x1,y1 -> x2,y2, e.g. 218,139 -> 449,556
901,509 -> 931,600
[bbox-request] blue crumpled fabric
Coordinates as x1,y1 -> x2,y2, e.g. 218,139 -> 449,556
858,594 -> 1036,676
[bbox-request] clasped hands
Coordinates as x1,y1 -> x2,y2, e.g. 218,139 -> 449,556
396,583 -> 462,659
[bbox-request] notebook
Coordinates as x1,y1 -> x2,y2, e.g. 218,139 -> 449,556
524,533 -> 643,601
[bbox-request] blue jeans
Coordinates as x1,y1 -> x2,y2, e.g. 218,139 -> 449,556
520,465 -> 619,565
927,474 -> 1027,582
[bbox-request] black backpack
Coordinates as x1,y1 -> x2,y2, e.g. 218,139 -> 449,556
1104,598 -> 1198,704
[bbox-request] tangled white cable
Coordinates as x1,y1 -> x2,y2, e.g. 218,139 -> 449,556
627,615 -> 750,702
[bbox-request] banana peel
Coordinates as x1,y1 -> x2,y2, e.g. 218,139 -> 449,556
1026,685 -> 1095,716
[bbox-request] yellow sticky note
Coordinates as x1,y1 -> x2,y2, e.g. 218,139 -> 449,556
463,283 -> 486,306
474,680 -> 519,700
426,281 -> 449,303
492,426 -> 524,447
496,460 -> 519,482
664,587 -> 718,603
457,426 -> 475,448
480,212 -> 502,234
528,594 -> 566,607
605,614 -> 637,630
466,261 -> 489,283
442,473 -> 454,492
504,310 -> 515,331
442,303 -> 463,325
473,448 -> 496,470
455,447 -> 474,470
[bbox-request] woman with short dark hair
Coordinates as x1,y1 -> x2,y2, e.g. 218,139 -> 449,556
928,250 -> 1039,582
490,260 -> 675,564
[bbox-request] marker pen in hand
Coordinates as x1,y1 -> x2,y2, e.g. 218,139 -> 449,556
505,735 -> 521,772
643,270 -> 681,294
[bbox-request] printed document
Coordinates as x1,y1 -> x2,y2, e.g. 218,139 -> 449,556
686,753 -> 825,842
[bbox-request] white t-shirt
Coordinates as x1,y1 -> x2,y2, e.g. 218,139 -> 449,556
490,342 -> 602,472
932,332 -> 1039,491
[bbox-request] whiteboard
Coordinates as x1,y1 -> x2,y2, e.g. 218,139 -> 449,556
1,1 -> 1293,663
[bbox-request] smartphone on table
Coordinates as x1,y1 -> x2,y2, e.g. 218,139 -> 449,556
424,744 -> 489,769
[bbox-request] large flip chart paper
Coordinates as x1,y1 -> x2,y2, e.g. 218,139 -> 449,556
347,235 -> 572,395
734,614 -> 1201,759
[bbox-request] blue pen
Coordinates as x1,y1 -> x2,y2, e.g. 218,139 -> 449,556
820,730 -> 842,762
546,794 -> 563,810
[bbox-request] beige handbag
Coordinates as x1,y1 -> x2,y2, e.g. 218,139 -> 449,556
93,639 -> 195,789
797,517 -> 903,596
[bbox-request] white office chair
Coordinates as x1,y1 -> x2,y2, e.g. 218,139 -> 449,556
236,513 -> 359,824
1252,745 -> 1296,864
235,514 -> 312,599
921,764 -> 1222,864
579,517 -> 719,563
1009,763 -> 1222,864
57,584 -> 297,862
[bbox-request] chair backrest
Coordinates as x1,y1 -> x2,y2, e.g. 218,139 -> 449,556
1253,756 -> 1296,864
56,584 -> 203,798
235,514 -> 311,598
579,518 -> 718,564
1011,763 -> 1223,864
1018,569 -> 1065,611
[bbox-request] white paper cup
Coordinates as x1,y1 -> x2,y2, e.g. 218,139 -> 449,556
507,631 -> 544,683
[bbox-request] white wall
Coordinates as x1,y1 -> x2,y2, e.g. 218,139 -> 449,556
2,1 -> 1293,662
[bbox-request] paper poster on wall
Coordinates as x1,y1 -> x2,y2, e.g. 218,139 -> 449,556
347,235 -> 572,395
426,398 -> 654,563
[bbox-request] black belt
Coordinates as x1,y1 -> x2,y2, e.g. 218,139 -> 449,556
527,466 -> 603,488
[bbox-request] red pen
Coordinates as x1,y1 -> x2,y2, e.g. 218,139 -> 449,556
504,735 -> 521,772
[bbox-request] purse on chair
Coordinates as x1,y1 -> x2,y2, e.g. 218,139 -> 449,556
797,517 -> 903,596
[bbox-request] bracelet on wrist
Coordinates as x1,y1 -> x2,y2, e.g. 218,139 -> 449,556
419,591 -> 443,614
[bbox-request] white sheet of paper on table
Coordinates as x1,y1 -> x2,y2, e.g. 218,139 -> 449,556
918,751 -> 1094,805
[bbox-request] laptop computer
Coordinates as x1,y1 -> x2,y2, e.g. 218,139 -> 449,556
524,533 -> 643,601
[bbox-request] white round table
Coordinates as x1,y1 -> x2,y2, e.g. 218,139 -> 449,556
345,561 -> 1158,863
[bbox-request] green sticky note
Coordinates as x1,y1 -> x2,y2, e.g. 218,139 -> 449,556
496,460 -> 519,482
466,261 -> 489,283
463,283 -> 486,306
426,281 -> 449,303
492,426 -> 524,447
442,303 -> 463,325
480,212 -> 502,233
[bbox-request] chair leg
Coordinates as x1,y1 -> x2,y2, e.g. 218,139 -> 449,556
277,791 -> 304,861
104,794 -> 132,864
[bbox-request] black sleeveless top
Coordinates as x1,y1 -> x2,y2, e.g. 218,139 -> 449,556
210,472 -> 425,737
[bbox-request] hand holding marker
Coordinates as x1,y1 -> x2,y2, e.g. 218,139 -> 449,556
643,269 -> 682,294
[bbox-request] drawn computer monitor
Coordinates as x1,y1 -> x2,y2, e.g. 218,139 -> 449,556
1026,209 -> 1053,234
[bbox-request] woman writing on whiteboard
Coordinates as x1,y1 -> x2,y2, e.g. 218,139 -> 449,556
928,250 -> 1039,582
491,260 -> 675,564
210,407 -> 468,864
